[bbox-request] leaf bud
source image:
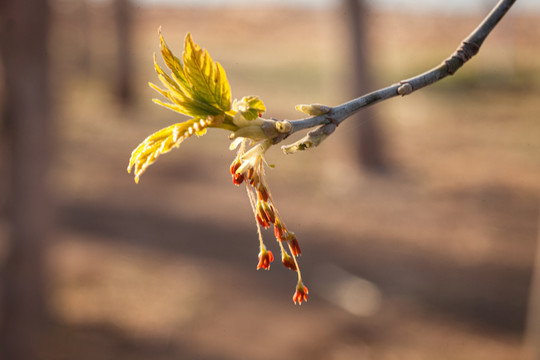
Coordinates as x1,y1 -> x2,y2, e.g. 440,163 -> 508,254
275,120 -> 292,133
295,103 -> 331,116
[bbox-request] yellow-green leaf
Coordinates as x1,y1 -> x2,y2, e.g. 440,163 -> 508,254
150,82 -> 215,118
150,31 -> 232,119
183,33 -> 232,113
127,118 -> 211,183
152,53 -> 217,118
158,29 -> 189,91
233,96 -> 266,121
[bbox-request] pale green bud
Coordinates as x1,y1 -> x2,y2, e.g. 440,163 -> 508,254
295,103 -> 331,116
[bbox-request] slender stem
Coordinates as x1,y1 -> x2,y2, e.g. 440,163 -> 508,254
331,84 -> 399,124
284,0 -> 517,145
246,184 -> 266,250
288,242 -> 303,283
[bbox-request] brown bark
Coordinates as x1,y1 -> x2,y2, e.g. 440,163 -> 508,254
0,0 -> 52,358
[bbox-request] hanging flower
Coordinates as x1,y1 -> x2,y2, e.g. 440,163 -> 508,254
257,249 -> 274,270
293,283 -> 309,305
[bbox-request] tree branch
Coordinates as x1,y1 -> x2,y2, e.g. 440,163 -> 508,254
280,0 -> 517,154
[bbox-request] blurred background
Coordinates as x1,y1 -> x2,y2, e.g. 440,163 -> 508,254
1,0 -> 540,359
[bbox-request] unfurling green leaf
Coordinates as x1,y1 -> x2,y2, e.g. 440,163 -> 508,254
127,117 -> 211,183
130,31 -> 270,184
233,96 -> 266,121
150,31 -> 232,119
183,33 -> 232,113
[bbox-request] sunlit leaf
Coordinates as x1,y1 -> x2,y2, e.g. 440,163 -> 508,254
183,32 -> 232,113
150,31 -> 232,119
151,53 -> 217,118
158,29 -> 189,90
127,118 -> 210,183
130,31 -> 263,183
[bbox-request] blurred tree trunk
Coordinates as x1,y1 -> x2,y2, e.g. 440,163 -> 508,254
524,197 -> 540,360
344,0 -> 388,172
114,0 -> 134,107
75,0 -> 91,77
0,0 -> 52,359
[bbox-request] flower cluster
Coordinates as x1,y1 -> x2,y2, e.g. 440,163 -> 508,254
229,115 -> 308,304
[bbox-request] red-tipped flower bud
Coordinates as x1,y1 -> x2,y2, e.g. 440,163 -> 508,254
232,172 -> 244,185
293,283 -> 308,305
257,250 -> 274,270
230,160 -> 241,175
263,203 -> 275,224
290,237 -> 301,257
256,213 -> 270,229
282,253 -> 297,271
274,218 -> 284,240
257,184 -> 269,202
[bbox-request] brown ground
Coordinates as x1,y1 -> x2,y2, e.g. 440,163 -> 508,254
3,3 -> 540,360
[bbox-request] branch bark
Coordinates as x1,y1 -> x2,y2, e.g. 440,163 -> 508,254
280,0 -> 516,153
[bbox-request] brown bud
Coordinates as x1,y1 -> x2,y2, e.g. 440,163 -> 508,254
274,220 -> 284,240
232,172 -> 244,185
282,253 -> 297,271
289,237 -> 301,257
263,203 -> 275,224
257,201 -> 271,228
256,214 -> 269,229
257,184 -> 269,202
230,160 -> 241,175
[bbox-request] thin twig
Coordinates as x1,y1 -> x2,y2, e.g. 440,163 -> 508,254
281,0 -> 517,153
